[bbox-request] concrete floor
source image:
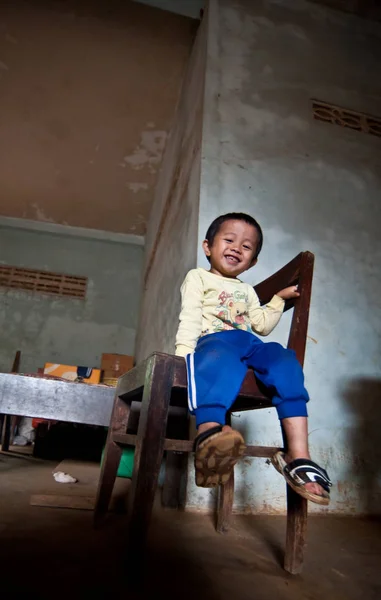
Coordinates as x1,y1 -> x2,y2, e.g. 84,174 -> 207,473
0,452 -> 380,600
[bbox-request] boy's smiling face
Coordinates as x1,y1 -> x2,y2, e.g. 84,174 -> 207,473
203,219 -> 259,278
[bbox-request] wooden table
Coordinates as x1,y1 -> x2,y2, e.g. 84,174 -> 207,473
0,373 -> 115,430
0,373 -> 120,510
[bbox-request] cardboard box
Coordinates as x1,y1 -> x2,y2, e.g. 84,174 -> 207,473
101,353 -> 134,379
44,363 -> 101,384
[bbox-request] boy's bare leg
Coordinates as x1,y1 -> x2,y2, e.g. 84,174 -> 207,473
282,416 -> 326,497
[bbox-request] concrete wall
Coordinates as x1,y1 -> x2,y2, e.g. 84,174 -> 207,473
0,225 -> 143,374
187,0 -> 381,515
135,14 -> 207,360
0,0 -> 195,235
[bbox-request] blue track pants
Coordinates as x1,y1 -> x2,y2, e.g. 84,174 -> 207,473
185,330 -> 309,427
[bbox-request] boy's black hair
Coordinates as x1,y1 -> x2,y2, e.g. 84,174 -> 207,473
205,212 -> 263,262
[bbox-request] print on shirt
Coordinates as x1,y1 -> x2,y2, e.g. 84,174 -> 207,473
211,289 -> 252,333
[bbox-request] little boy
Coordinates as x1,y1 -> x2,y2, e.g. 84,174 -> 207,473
175,212 -> 331,505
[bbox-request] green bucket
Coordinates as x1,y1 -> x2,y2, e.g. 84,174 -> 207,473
101,444 -> 135,478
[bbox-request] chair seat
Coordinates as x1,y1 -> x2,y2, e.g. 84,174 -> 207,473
172,354 -> 271,412
231,395 -> 273,412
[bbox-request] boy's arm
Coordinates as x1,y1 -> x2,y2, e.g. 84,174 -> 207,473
248,286 -> 285,336
175,270 -> 204,357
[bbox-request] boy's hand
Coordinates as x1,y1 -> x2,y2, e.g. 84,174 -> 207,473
276,286 -> 300,300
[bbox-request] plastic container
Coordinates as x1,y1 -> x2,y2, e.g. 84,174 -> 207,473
101,444 -> 134,478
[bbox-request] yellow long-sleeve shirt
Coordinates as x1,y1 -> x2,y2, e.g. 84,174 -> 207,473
175,268 -> 285,357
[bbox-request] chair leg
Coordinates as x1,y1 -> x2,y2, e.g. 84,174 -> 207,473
281,422 -> 308,574
162,451 -> 187,509
284,485 -> 308,574
162,408 -> 189,509
216,470 -> 234,534
216,411 -> 234,533
127,355 -> 174,559
94,395 -> 131,526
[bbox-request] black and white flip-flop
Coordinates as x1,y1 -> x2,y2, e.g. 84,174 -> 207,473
272,451 -> 332,506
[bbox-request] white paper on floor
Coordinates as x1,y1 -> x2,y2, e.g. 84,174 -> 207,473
53,471 -> 78,484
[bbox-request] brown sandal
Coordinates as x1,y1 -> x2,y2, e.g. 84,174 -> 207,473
194,426 -> 246,488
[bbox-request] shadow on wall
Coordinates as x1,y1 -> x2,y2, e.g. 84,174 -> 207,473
342,378 -> 381,516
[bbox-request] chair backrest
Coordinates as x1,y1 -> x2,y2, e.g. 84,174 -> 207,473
254,252 -> 314,367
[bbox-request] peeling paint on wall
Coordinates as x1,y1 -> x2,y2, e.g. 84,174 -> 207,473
127,182 -> 149,193
123,131 -> 167,173
31,203 -> 55,223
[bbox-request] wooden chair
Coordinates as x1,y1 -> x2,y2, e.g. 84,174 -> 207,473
94,252 -> 314,574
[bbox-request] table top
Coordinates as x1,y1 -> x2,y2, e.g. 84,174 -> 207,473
0,373 -> 115,427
